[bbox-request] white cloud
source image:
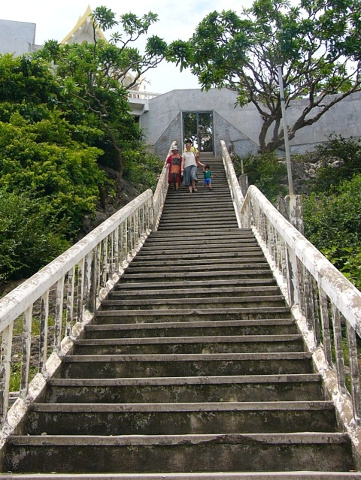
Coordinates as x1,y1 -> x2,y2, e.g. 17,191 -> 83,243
0,0 -> 252,93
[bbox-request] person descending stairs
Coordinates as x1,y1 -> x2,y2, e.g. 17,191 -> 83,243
2,154 -> 360,478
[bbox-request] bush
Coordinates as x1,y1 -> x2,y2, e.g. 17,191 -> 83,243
232,151 -> 287,203
303,174 -> 361,289
0,116 -> 105,239
0,190 -> 70,285
310,135 -> 361,193
123,148 -> 163,191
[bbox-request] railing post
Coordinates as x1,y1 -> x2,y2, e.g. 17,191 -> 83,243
0,323 -> 13,421
54,277 -> 65,351
332,306 -> 347,393
20,306 -> 33,397
319,289 -> 332,365
346,321 -> 361,422
39,291 -> 49,373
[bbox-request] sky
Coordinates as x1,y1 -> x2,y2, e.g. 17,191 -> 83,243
0,0 -> 252,93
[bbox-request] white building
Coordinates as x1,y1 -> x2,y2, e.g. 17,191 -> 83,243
0,19 -> 40,55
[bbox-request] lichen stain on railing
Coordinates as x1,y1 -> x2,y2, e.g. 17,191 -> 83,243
220,140 -> 361,453
0,151 -> 170,432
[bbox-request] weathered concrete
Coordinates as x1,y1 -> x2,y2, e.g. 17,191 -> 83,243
0,19 -> 40,55
2,154 -> 359,476
140,88 -> 361,157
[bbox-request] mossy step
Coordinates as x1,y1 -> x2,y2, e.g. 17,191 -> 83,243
5,433 -> 353,474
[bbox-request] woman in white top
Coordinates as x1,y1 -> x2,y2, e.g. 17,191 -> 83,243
182,140 -> 205,193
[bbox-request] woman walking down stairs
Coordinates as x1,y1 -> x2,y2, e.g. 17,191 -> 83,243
1,155 -> 361,478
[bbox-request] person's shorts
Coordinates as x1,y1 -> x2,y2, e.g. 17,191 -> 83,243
204,178 -> 211,186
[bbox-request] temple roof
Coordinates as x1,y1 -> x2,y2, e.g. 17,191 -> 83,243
61,6 -> 107,45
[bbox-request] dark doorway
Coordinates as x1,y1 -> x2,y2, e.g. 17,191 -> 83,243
183,112 -> 214,152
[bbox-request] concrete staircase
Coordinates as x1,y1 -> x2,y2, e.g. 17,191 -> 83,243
2,155 -> 360,478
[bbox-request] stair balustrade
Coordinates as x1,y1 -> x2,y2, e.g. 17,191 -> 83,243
0,188 -> 162,428
221,141 -> 361,439
1,139 -> 361,476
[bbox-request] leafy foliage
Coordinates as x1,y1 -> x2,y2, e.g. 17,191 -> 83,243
169,0 -> 361,152
36,8 -> 168,177
0,7 -> 167,286
303,174 -> 361,288
307,136 -> 361,193
122,147 -> 163,191
0,190 -> 70,283
233,151 -> 287,203
0,113 -> 105,238
232,136 -> 361,290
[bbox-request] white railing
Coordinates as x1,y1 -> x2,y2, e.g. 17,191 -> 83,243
222,141 -> 361,437
0,154 -> 170,427
153,158 -> 169,231
127,90 -> 160,100
221,140 -> 244,227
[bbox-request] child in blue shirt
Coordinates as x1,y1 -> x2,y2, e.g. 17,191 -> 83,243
203,164 -> 213,190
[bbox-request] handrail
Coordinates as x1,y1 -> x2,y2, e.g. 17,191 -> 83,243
221,141 -> 361,438
153,159 -> 169,231
127,90 -> 160,100
220,140 -> 244,227
0,147 -> 170,426
0,190 -> 154,422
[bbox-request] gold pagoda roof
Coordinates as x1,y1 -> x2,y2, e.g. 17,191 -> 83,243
61,6 -> 107,45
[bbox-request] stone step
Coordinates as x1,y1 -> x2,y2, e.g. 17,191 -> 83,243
156,224 -> 239,231
165,194 -> 232,199
138,240 -> 260,249
140,235 -> 258,243
94,307 -> 291,323
118,270 -> 275,282
159,214 -> 237,222
161,205 -> 235,212
132,252 -> 261,262
72,334 -> 304,355
2,473 -> 361,480
163,195 -> 233,201
4,433 -> 354,474
26,401 -> 337,435
137,244 -> 260,254
85,318 -> 297,339
45,373 -> 325,404
157,222 -> 239,229
109,285 -> 282,299
113,278 -> 278,290
161,204 -> 235,212
146,233 -> 254,241
165,192 -> 232,199
100,295 -> 286,310
85,318 -> 298,337
60,352 -> 313,378
124,262 -> 271,274
148,228 -> 253,237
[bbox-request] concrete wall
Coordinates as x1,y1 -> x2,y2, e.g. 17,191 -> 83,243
140,88 -> 361,158
0,20 -> 39,55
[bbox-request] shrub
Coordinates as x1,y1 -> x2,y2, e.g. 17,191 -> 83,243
232,151 -> 287,203
303,174 -> 361,289
0,190 -> 70,285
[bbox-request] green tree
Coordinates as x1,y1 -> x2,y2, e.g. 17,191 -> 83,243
0,112 -> 105,238
169,0 -> 361,153
37,7 -> 168,177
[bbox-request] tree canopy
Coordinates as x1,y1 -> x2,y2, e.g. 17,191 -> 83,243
36,7 -> 168,176
0,7 -> 166,285
168,0 -> 361,152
